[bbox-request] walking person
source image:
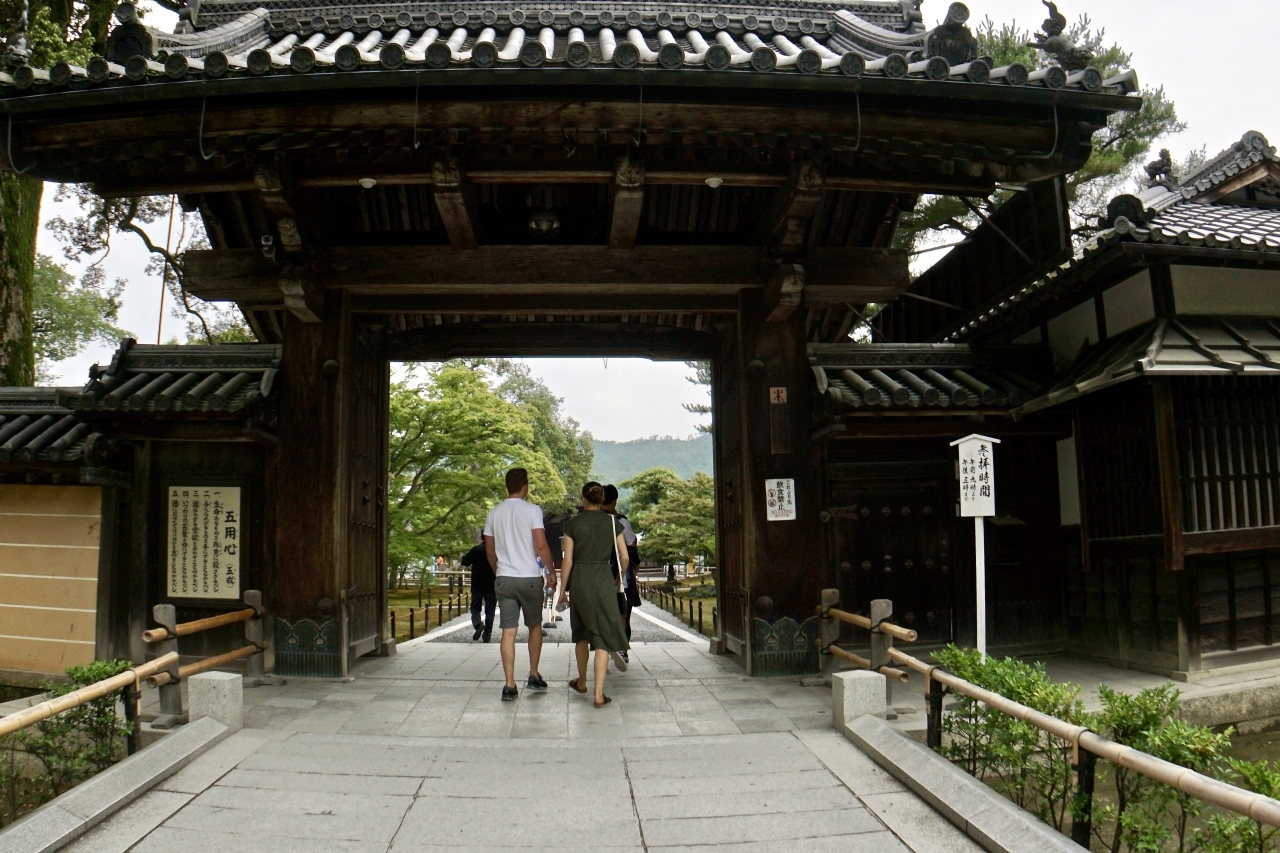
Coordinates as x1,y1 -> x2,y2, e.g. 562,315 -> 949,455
557,482 -> 630,708
484,468 -> 557,701
461,535 -> 496,642
602,484 -> 641,663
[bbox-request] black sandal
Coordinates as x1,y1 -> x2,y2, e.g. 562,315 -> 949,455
569,677 -> 587,694
593,694 -> 612,708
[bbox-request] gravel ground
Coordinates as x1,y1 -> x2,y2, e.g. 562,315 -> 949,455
427,599 -> 705,644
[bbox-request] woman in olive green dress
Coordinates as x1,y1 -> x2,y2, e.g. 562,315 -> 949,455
557,482 -> 630,707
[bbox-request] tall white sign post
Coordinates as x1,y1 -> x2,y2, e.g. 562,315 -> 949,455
950,434 -> 1000,658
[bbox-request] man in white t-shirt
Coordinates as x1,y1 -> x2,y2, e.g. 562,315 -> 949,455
484,468 -> 556,701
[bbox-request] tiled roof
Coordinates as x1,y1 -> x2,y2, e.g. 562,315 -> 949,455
943,132 -> 1280,343
0,1 -> 1138,93
0,389 -> 97,464
1014,316 -> 1280,415
74,339 -> 282,414
810,343 -> 1049,411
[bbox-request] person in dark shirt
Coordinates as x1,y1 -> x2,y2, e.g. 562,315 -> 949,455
461,539 -> 496,642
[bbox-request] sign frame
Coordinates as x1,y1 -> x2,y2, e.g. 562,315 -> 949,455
163,482 -> 248,605
950,434 -> 1001,658
764,478 -> 797,522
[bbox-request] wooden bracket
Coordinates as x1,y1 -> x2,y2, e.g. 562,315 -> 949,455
432,159 -> 479,249
254,165 -> 304,254
279,263 -> 323,323
764,263 -> 805,322
608,157 -> 645,250
758,162 -> 824,254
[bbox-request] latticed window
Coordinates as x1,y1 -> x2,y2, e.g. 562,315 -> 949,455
1174,377 -> 1280,533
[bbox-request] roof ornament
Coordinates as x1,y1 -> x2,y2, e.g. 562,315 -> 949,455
925,3 -> 977,66
1028,1 -> 1093,71
1143,149 -> 1176,190
106,4 -> 154,66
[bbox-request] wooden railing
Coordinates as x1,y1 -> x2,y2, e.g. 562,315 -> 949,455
641,585 -> 717,637
817,588 -> 1280,844
390,591 -> 473,641
143,590 -> 267,727
889,645 -> 1280,840
816,592 -> 914,685
0,652 -> 177,754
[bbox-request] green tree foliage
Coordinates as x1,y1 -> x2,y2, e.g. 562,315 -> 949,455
0,0 -> 117,386
387,362 -> 590,587
623,468 -> 714,565
489,358 -> 594,498
682,360 -> 712,435
897,16 -> 1185,254
31,254 -> 129,381
619,466 -> 683,517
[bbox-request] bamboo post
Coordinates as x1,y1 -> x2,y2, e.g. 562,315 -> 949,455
410,608 -> 415,640
926,674 -> 944,751
818,589 -> 841,680
391,610 -> 397,639
122,681 -> 141,755
438,601 -> 443,627
698,602 -> 704,635
243,590 -> 272,686
1071,750 -> 1098,846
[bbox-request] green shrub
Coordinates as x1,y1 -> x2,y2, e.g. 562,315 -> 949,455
935,645 -> 1088,830
933,647 -> 1247,853
0,660 -> 135,827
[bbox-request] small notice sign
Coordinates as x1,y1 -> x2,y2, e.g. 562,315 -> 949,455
168,487 -> 241,600
769,387 -> 788,404
951,434 -> 999,518
765,478 -> 796,521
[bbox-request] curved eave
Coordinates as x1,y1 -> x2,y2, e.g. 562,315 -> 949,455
0,67 -> 1141,116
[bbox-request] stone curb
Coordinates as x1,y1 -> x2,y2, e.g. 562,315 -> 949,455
0,716 -> 230,853
843,715 -> 1085,853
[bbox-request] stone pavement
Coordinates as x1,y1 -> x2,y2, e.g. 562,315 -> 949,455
70,628 -> 981,852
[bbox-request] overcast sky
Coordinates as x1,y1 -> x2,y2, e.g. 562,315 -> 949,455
37,1 -> 1280,441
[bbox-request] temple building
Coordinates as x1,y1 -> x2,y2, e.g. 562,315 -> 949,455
3,0 -> 1265,684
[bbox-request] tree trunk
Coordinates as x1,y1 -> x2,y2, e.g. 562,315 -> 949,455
0,175 -> 42,386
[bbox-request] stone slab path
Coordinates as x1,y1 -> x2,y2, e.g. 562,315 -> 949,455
69,636 -> 980,852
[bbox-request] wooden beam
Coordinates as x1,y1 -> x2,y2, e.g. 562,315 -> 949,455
185,246 -> 912,302
431,159 -> 478,249
254,165 -> 303,254
386,322 -> 714,360
608,157 -> 645,251
764,263 -> 804,322
350,293 -> 738,314
1152,378 -> 1185,571
757,162 -> 824,254
1184,526 -> 1280,556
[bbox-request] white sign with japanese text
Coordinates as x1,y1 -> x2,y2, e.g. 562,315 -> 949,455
952,435 -> 999,517
765,478 -> 796,521
167,487 -> 241,600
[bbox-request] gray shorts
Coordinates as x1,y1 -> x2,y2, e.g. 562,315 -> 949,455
495,576 -> 544,630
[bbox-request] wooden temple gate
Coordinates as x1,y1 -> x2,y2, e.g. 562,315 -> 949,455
0,0 -> 1143,678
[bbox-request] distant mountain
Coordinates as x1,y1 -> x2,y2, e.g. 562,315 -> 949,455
591,433 -> 714,487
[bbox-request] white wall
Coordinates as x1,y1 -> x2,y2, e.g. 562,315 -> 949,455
1172,266 -> 1280,315
1047,299 -> 1098,369
1103,270 -> 1155,336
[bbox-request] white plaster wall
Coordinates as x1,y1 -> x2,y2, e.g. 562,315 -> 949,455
1103,270 -> 1155,336
1057,437 -> 1081,526
1172,266 -> 1280,314
1047,299 -> 1098,369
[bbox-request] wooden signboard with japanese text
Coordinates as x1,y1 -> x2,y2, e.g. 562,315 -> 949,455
167,487 -> 241,600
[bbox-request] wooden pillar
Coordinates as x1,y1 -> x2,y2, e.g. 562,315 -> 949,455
735,288 -> 824,676
273,292 -> 349,676
127,440 -> 151,664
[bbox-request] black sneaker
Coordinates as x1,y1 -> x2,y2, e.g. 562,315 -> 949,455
620,651 -> 629,664
501,685 -> 518,701
527,674 -> 548,691
483,633 -> 492,643
472,626 -> 484,641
